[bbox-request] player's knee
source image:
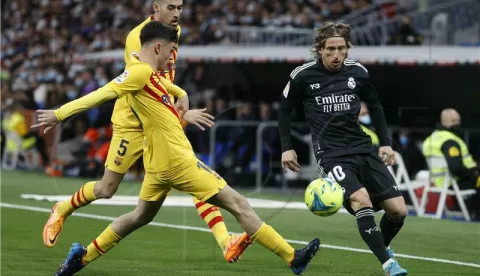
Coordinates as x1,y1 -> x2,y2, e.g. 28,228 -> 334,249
349,189 -> 372,210
386,204 -> 408,220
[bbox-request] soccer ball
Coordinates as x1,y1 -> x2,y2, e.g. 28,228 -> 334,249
304,177 -> 344,217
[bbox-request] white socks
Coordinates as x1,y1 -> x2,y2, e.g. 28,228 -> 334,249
382,258 -> 395,270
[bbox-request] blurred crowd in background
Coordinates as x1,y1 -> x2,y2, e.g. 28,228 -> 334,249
0,0 -> 422,115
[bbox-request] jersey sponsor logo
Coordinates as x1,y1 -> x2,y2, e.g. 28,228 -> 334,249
310,83 -> 321,90
347,77 -> 356,89
448,146 -> 460,157
315,93 -> 356,113
283,81 -> 290,98
114,71 -> 129,84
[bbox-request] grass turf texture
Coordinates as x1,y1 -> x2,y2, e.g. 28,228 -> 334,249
1,170 -> 479,276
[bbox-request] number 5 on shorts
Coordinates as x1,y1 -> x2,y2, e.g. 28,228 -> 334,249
117,139 -> 129,156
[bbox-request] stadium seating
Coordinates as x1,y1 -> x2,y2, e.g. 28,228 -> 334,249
420,156 -> 476,221
388,151 -> 424,215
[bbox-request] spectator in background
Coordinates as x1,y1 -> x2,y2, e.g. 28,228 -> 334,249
422,109 -> 480,220
350,0 -> 372,12
259,101 -> 278,152
214,96 -> 235,144
358,102 -> 380,146
230,101 -> 257,173
210,96 -> 235,171
391,16 -> 423,45
327,0 -> 351,20
194,98 -> 216,156
395,128 -> 426,179
360,104 -> 426,178
1,99 -> 50,166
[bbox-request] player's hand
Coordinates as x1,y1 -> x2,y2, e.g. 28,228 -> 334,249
175,96 -> 189,117
183,108 -> 214,131
31,109 -> 59,134
378,146 -> 396,166
281,150 -> 300,173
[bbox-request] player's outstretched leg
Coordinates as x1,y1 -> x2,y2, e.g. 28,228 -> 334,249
206,185 -> 320,275
350,189 -> 407,276
379,197 -> 407,262
43,169 -> 124,248
192,197 -> 252,262
53,198 -> 164,276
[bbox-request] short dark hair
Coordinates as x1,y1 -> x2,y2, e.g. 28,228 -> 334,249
311,21 -> 352,60
140,21 -> 178,46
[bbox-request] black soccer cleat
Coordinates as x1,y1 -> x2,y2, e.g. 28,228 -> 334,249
289,238 -> 320,275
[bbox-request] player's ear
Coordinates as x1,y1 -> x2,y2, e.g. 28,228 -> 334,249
153,1 -> 159,12
155,43 -> 161,55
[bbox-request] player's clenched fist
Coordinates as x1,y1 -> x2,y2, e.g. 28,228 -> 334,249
31,109 -> 59,134
281,149 -> 301,172
378,146 -> 396,166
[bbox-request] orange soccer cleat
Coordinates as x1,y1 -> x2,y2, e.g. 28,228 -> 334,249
223,233 -> 253,263
43,202 -> 66,248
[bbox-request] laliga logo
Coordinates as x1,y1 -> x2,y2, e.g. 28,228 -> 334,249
348,77 -> 356,89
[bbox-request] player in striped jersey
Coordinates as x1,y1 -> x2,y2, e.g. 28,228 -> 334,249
42,0 -> 252,263
34,21 -> 320,276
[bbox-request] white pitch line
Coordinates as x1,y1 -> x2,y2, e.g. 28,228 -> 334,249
2,202 -> 480,269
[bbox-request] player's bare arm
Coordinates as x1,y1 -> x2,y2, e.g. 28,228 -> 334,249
31,88 -> 118,134
175,94 -> 189,116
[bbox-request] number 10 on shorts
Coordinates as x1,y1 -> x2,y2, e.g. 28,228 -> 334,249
328,165 -> 346,182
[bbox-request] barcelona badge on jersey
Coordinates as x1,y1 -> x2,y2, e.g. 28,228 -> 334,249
114,156 -> 123,166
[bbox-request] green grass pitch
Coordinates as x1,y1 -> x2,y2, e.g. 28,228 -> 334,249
1,170 -> 479,275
